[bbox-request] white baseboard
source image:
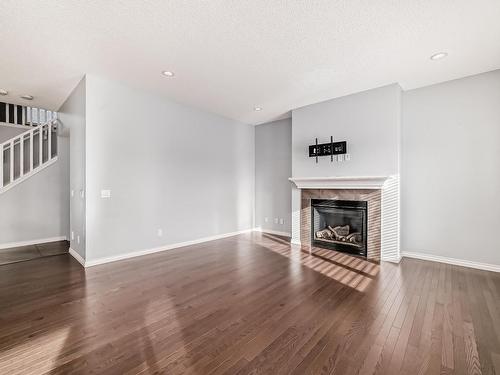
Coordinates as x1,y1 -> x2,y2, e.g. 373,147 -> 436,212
290,239 -> 301,246
402,251 -> 500,273
77,228 -> 255,268
76,230 -> 500,273
254,227 -> 291,237
0,236 -> 67,250
69,248 -> 86,267
381,255 -> 402,264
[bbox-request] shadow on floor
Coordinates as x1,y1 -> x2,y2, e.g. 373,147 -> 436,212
0,240 -> 69,265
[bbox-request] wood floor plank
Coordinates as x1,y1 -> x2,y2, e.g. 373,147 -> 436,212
0,232 -> 499,374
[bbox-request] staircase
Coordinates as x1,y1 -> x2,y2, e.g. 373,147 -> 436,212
1,101 -> 58,194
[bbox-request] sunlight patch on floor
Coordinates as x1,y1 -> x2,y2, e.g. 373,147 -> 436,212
0,326 -> 70,375
256,233 -> 379,292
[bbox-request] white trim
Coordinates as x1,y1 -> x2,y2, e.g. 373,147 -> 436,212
81,228 -> 255,268
402,252 -> 500,273
0,157 -> 58,194
289,176 -> 390,189
69,248 -> 86,267
290,239 -> 301,246
381,175 -> 400,262
254,227 -> 291,237
0,236 -> 67,250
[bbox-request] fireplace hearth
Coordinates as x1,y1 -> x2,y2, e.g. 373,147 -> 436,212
311,199 -> 367,257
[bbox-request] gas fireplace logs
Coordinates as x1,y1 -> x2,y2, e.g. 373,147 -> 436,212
315,225 -> 362,245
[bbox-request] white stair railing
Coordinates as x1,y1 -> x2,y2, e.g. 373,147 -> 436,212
1,101 -> 57,127
1,119 -> 58,192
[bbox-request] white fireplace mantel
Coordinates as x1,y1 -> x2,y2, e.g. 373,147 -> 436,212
289,174 -> 400,262
289,176 -> 391,190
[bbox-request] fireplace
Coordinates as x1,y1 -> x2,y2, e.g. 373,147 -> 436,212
311,199 -> 368,257
292,177 -> 400,262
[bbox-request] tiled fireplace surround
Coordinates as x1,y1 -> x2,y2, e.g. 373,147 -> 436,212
301,189 -> 382,261
290,176 -> 401,263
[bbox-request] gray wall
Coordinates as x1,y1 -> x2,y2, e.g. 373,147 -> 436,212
255,119 -> 292,235
0,136 -> 69,246
0,125 -> 26,143
84,75 -> 254,261
402,70 -> 500,265
292,84 -> 402,178
290,84 -> 402,243
58,77 -> 86,259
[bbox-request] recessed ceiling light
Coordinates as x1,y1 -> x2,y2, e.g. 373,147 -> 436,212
0,89 -> 8,96
161,71 -> 175,77
430,52 -> 448,61
20,95 -> 34,100
254,106 -> 262,111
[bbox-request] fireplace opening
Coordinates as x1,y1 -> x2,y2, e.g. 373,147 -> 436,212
311,199 -> 368,257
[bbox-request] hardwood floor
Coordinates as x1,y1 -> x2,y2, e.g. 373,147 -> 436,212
0,233 -> 499,374
0,240 -> 69,265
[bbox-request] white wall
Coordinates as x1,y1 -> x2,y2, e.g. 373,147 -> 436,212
290,84 -> 402,244
292,84 -> 402,178
402,70 -> 500,266
58,77 -> 86,258
52,69 -> 500,269
255,119 -> 292,235
0,136 -> 69,247
84,75 -> 254,261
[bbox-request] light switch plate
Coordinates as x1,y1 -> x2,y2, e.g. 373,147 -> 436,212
101,189 -> 111,198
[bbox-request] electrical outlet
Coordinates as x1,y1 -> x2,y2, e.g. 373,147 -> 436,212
77,235 -> 80,244
274,218 -> 279,224
264,217 -> 268,223
71,231 -> 75,240
157,228 -> 163,237
345,153 -> 351,161
71,189 -> 74,197
279,218 -> 284,225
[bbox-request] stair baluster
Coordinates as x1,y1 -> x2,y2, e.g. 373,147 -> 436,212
0,118 -> 58,193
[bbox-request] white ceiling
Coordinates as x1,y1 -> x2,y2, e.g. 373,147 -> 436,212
1,0 -> 500,124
